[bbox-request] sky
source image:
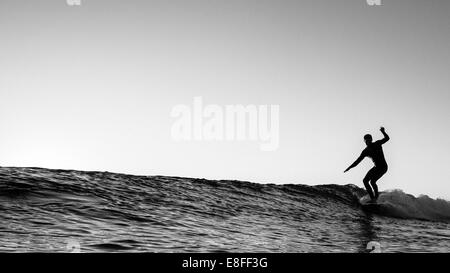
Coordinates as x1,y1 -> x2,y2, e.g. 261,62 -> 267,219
0,0 -> 449,199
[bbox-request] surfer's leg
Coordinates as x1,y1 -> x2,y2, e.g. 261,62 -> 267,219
370,167 -> 387,200
370,179 -> 379,200
363,169 -> 376,200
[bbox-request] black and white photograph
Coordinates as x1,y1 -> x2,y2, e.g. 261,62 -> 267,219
0,0 -> 449,266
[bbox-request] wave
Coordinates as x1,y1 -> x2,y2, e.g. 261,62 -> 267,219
1,166 -> 449,252
372,190 -> 450,222
1,167 -> 449,223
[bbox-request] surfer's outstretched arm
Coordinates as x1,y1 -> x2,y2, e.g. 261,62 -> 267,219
344,153 -> 365,173
378,127 -> 390,145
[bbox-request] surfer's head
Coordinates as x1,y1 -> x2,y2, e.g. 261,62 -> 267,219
364,134 -> 373,145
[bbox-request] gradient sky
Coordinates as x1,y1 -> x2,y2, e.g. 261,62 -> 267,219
0,0 -> 449,199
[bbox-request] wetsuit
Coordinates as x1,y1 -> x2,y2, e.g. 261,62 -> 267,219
362,140 -> 388,183
361,140 -> 388,199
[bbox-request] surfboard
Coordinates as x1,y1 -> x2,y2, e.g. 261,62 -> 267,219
361,202 -> 380,210
359,194 -> 407,218
359,195 -> 381,211
359,195 -> 376,205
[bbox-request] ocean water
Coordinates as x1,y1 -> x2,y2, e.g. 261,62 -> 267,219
0,167 -> 449,253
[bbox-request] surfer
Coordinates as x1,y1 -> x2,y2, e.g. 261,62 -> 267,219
344,127 -> 390,203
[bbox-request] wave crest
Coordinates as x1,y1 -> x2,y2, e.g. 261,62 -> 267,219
375,189 -> 450,222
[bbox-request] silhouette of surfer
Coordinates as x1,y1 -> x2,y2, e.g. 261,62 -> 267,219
344,127 -> 390,203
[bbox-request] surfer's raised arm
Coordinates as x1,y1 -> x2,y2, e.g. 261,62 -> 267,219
378,127 -> 390,145
344,152 -> 366,173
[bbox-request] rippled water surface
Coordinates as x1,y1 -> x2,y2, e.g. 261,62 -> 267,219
1,167 -> 449,252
